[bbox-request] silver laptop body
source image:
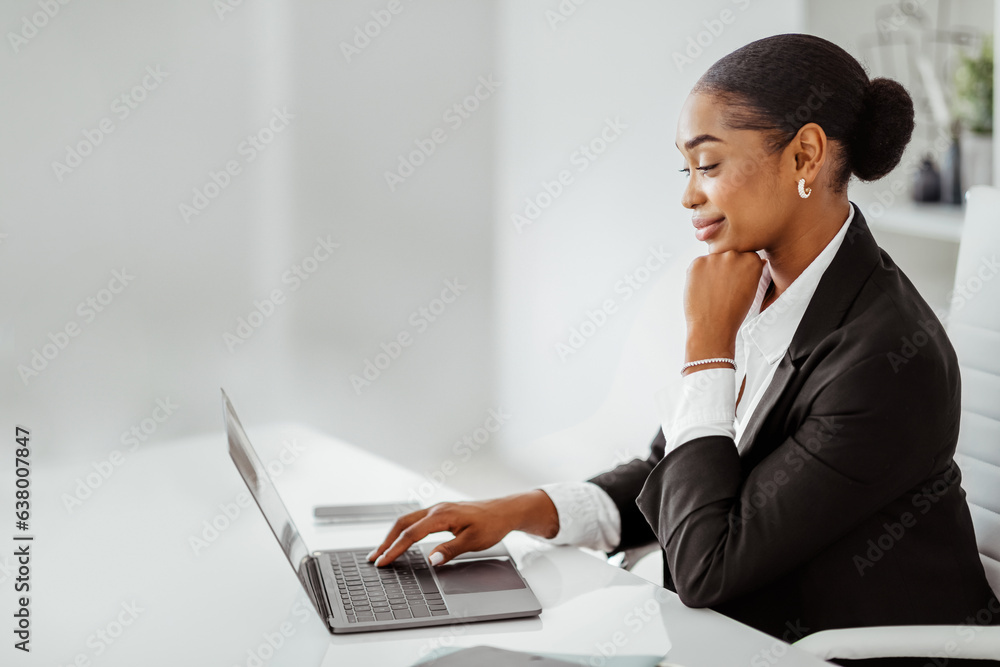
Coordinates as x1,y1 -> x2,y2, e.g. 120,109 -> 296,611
221,389 -> 543,633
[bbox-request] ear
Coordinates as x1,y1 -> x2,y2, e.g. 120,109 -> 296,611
790,122 -> 828,185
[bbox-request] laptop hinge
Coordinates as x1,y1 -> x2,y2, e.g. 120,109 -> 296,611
301,555 -> 335,630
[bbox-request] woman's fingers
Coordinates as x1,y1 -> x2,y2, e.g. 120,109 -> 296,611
373,508 -> 456,567
367,508 -> 428,564
367,500 -> 511,567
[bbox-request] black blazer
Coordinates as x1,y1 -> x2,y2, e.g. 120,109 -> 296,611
589,202 -> 999,642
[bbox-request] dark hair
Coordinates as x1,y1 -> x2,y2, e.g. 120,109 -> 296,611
693,33 -> 915,191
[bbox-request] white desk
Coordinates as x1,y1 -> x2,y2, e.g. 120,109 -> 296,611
25,424 -> 830,666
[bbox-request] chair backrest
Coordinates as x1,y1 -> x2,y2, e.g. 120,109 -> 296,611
948,185 -> 1000,598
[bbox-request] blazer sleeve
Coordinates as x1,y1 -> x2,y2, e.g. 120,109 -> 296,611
636,350 -> 955,608
586,427 -> 665,555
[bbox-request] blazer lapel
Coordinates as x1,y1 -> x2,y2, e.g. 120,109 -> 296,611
738,355 -> 797,457
738,202 -> 883,463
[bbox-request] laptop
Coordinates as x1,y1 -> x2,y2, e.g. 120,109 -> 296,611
221,389 -> 543,633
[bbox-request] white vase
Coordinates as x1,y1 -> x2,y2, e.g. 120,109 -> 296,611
960,129 -> 993,197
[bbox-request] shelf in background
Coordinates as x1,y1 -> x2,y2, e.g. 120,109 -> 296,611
858,199 -> 966,243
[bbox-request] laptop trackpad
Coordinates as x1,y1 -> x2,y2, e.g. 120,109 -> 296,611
434,558 -> 527,595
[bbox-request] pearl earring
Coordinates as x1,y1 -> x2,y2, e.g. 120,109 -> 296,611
798,178 -> 812,199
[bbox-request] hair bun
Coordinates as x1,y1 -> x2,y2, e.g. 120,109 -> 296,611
849,77 -> 915,182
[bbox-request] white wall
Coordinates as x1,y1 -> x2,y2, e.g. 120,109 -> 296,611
276,1 -> 500,472
0,0 -> 499,474
1,1 -> 273,464
493,0 -> 804,481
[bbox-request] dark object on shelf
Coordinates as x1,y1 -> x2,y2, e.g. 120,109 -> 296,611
940,124 -> 964,204
912,155 -> 942,201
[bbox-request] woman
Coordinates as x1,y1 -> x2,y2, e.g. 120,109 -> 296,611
369,34 -> 1000,664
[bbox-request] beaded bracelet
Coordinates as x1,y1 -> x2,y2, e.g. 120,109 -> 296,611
680,357 -> 737,375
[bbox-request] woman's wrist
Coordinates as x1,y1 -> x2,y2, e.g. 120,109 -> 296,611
497,490 -> 559,539
684,328 -> 736,376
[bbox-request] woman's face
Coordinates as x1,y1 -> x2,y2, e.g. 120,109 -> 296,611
675,91 -> 798,254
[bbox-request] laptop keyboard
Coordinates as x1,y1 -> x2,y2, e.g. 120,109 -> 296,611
331,548 -> 449,623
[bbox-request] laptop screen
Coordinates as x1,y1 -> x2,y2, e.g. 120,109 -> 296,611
222,390 -> 310,577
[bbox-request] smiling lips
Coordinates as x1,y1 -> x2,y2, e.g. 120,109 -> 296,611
693,216 -> 724,241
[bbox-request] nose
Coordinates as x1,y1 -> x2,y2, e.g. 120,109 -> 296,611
681,173 -> 705,210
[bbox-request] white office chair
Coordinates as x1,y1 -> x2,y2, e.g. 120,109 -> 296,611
793,185 -> 1000,661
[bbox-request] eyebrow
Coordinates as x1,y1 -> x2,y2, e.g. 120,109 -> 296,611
676,134 -> 725,151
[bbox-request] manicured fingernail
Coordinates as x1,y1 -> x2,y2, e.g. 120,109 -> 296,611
429,552 -> 444,566
374,555 -> 384,567
366,549 -> 377,561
